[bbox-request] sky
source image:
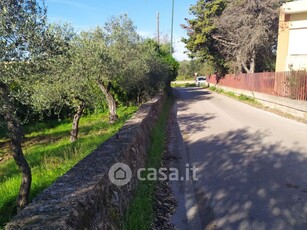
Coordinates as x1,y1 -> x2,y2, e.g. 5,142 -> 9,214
45,0 -> 197,61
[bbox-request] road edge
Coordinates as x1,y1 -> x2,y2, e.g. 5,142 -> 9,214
170,101 -> 202,230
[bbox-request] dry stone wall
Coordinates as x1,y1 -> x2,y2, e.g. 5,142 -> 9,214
6,94 -> 166,230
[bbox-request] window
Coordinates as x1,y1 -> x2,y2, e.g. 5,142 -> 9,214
288,28 -> 307,55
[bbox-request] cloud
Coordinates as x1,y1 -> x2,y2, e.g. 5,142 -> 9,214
173,37 -> 190,61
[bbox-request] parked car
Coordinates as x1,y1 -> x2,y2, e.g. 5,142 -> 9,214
195,76 -> 208,87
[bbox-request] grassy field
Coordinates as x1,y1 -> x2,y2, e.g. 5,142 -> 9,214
124,97 -> 172,230
0,106 -> 137,228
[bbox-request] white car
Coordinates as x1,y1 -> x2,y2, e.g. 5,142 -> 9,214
195,76 -> 208,87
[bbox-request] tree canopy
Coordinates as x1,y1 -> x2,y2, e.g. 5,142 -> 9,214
183,0 -> 288,74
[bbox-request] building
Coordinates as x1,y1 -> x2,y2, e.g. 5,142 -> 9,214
276,0 -> 307,72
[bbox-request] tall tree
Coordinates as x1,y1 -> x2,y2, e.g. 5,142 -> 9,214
0,0 -> 48,211
182,0 -> 228,75
214,0 -> 285,73
183,0 -> 287,74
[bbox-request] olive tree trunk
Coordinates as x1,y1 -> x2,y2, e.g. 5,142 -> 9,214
97,80 -> 118,123
70,100 -> 86,143
0,82 -> 32,212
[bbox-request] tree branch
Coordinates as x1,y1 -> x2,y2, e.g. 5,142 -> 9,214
212,34 -> 237,47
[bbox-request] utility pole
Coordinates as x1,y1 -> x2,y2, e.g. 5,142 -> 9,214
170,0 -> 174,54
156,11 -> 160,45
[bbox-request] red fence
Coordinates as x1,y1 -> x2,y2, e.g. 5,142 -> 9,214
207,71 -> 307,101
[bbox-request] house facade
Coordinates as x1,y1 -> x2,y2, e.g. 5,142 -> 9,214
276,1 -> 307,72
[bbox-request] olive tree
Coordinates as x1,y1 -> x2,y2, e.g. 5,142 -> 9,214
29,23 -> 102,143
0,0 -> 50,211
99,15 -> 144,122
71,15 -> 148,123
69,28 -> 118,123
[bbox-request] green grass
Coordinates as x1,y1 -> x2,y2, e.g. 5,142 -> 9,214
209,86 -> 307,125
209,86 -> 259,105
123,97 -> 172,230
0,106 -> 137,229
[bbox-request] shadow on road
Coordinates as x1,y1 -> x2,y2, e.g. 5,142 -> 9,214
173,88 -> 215,135
189,128 -> 307,229
177,113 -> 216,136
173,87 -> 212,103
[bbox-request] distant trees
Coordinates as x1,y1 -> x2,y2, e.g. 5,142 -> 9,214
183,0 -> 288,74
124,39 -> 170,103
178,60 -> 201,79
178,59 -> 215,79
0,2 -> 177,212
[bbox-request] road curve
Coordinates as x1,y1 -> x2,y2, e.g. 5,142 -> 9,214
173,87 -> 307,230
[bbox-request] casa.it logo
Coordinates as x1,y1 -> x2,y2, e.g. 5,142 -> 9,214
108,163 -> 132,186
108,162 -> 198,186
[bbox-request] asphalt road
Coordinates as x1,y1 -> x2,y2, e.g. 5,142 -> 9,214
172,87 -> 307,230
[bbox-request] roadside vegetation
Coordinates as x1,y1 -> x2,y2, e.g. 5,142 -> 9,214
171,82 -> 196,88
209,86 -> 307,124
124,97 -> 173,230
0,0 -> 179,225
209,86 -> 260,105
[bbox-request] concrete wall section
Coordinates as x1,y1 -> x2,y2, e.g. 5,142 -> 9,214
276,1 -> 307,72
215,85 -> 307,120
6,94 -> 166,230
276,9 -> 290,72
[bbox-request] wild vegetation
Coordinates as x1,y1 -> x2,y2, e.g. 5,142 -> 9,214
0,0 -> 178,222
124,97 -> 172,230
182,0 -> 289,74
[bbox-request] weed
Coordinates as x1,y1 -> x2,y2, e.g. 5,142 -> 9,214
123,98 -> 172,230
209,86 -> 258,105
